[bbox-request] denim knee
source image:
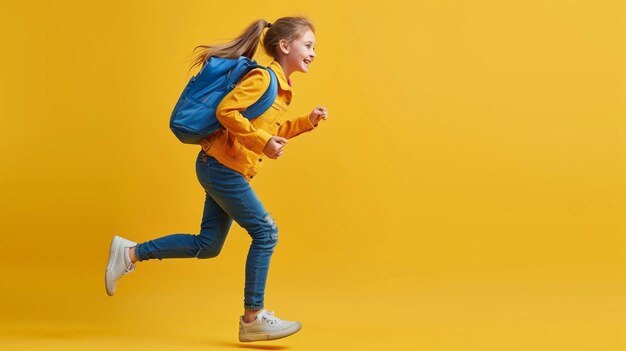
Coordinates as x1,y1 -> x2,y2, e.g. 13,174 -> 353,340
251,214 -> 279,247
194,235 -> 222,259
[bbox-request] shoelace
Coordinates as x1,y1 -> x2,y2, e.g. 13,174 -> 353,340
261,310 -> 280,325
121,247 -> 135,276
123,263 -> 135,276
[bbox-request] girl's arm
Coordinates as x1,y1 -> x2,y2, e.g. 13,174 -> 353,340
277,113 -> 316,139
215,69 -> 273,154
278,107 -> 327,139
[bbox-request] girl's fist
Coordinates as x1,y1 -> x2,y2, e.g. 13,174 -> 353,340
263,136 -> 288,159
309,106 -> 328,127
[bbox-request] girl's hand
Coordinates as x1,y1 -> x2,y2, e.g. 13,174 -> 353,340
309,106 -> 328,127
263,136 -> 288,159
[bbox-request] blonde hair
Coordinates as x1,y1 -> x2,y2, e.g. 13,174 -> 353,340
190,16 -> 315,71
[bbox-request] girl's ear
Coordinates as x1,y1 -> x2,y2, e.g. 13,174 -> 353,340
279,39 -> 290,55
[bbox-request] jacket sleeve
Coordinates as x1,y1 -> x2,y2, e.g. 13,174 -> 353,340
277,114 -> 316,139
215,68 -> 273,154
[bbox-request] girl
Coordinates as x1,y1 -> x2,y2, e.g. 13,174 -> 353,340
105,17 -> 327,342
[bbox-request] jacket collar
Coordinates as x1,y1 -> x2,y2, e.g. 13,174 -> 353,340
268,60 -> 292,92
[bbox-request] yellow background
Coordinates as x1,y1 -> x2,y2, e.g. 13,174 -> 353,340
1,0 -> 624,350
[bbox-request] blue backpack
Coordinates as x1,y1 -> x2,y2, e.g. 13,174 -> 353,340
169,56 -> 278,144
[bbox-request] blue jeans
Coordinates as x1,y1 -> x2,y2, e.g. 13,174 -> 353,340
134,150 -> 278,310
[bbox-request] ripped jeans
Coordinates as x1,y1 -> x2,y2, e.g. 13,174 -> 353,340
134,150 -> 278,310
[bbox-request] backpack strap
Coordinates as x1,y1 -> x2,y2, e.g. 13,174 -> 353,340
241,67 -> 279,119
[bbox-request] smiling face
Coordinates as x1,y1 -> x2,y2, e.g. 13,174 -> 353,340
278,29 -> 316,76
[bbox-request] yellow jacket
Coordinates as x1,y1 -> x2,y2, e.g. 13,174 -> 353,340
200,61 -> 315,181
200,60 -> 316,181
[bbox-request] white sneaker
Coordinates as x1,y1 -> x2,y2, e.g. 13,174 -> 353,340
238,309 -> 302,342
105,235 -> 137,296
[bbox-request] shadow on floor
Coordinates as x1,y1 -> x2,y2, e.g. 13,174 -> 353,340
217,341 -> 289,350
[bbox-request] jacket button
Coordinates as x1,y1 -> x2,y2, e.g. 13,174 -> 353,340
258,158 -> 263,162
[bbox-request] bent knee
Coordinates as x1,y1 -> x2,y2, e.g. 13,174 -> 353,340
194,236 -> 222,259
256,214 -> 279,245
195,246 -> 221,259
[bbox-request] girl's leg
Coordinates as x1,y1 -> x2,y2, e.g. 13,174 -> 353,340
200,156 -> 278,312
133,192 -> 232,261
132,150 -> 233,261
105,151 -> 232,296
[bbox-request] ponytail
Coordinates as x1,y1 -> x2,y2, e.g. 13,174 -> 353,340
189,17 -> 315,72
190,19 -> 270,72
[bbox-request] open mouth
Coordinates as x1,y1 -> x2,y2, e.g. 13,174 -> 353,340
303,58 -> 312,65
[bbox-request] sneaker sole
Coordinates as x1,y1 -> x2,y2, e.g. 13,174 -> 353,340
238,322 -> 302,342
104,235 -> 122,296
